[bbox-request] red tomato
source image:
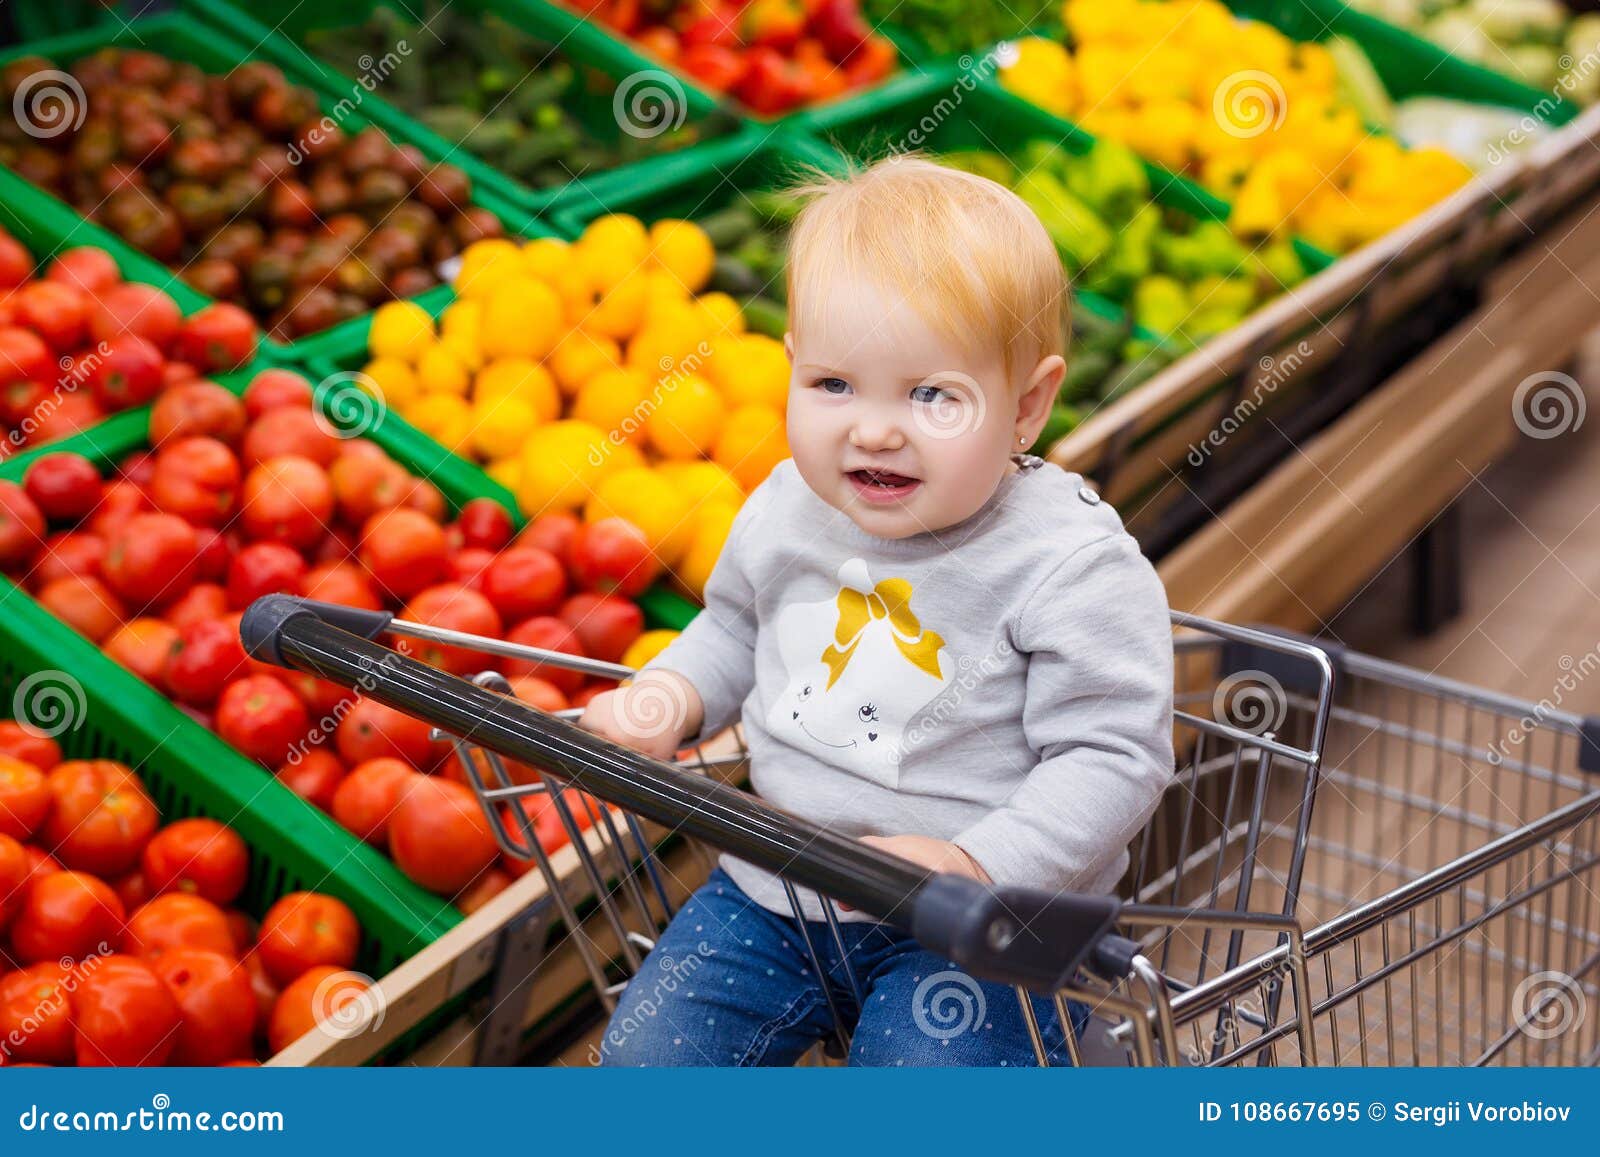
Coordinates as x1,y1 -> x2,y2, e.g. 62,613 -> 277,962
89,334 -> 165,410
225,541 -> 305,608
0,833 -> 28,931
152,948 -> 256,1065
502,616 -> 587,693
11,871 -> 126,962
0,480 -> 46,569
240,455 -> 333,548
90,283 -> 182,351
268,965 -> 368,1054
33,532 -> 104,589
570,518 -> 660,597
334,699 -> 440,768
173,303 -> 257,371
457,867 -> 511,915
241,950 -> 278,1033
559,592 -> 644,664
20,847 -> 60,888
87,479 -> 151,539
0,234 -> 32,289
0,962 -> 75,1063
255,892 -> 359,987
162,582 -> 228,630
0,754 -> 50,841
45,247 -> 120,295
481,547 -> 567,622
398,584 -> 502,674
38,574 -> 125,642
71,955 -> 182,1066
241,407 -> 339,469
22,453 -> 101,522
0,724 -> 59,771
149,436 -> 241,527
275,749 -> 345,812
113,869 -> 151,913
164,617 -> 250,708
302,562 -> 381,611
242,368 -> 313,418
140,817 -> 249,906
455,498 -> 514,551
149,381 -> 247,446
388,776 -> 499,896
26,391 -> 107,446
104,617 -> 180,687
125,893 -> 238,960
570,683 -> 613,709
42,760 -> 159,877
102,512 -> 198,607
215,676 -> 310,767
516,511 -> 580,568
192,528 -> 236,582
0,327 -> 51,393
330,758 -> 417,846
281,669 -> 353,718
404,478 -> 446,523
359,507 -> 449,600
507,675 -> 570,713
328,452 -> 411,526
13,281 -> 88,352
447,547 -> 495,591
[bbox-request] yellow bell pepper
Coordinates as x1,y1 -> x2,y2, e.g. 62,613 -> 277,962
1121,99 -> 1201,172
1000,37 -> 1078,119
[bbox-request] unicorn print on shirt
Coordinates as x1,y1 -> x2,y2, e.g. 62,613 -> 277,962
766,558 -> 956,789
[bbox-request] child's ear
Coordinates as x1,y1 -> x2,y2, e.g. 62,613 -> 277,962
784,332 -> 795,362
1019,354 -> 1065,438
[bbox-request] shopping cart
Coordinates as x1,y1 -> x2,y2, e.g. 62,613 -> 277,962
240,595 -> 1600,1067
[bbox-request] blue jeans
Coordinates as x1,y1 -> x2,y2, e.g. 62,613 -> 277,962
594,867 -> 1091,1067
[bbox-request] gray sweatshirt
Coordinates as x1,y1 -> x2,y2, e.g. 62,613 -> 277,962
642,452 -> 1175,921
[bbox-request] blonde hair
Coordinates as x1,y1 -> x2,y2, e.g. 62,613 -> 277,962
785,155 -> 1067,380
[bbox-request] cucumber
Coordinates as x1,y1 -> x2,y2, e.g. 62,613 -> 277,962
710,256 -> 764,297
698,205 -> 760,249
739,296 -> 789,339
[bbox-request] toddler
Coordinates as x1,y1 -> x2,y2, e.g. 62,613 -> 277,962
578,157 -> 1175,1066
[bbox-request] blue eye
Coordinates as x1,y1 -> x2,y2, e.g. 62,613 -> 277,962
910,384 -> 948,405
814,377 -> 850,395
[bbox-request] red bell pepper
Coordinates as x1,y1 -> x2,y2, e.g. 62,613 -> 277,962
678,42 -> 745,92
734,45 -> 814,115
742,0 -> 808,52
808,0 -> 871,61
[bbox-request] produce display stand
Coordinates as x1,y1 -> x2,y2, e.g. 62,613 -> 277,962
183,0 -> 741,217
0,8 -> 541,366
1154,142 -> 1600,634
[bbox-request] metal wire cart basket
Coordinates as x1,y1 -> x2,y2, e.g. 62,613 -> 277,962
240,596 -> 1600,1067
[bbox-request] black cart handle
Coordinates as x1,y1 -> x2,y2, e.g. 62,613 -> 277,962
240,595 -> 1128,991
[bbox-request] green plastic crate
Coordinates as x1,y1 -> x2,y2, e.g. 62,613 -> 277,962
0,411 -> 465,977
0,10 -> 547,367
181,0 -> 744,217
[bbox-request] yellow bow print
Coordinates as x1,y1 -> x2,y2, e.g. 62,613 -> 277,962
820,578 -> 945,689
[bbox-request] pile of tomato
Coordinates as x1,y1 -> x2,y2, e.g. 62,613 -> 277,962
0,367 -> 652,905
0,731 -> 371,1065
0,230 -> 257,453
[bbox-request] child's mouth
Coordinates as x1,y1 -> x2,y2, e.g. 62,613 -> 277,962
846,468 -> 920,504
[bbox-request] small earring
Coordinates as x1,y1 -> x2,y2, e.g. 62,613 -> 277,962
1017,433 -> 1027,445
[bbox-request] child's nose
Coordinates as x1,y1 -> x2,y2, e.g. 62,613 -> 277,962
849,414 -> 906,451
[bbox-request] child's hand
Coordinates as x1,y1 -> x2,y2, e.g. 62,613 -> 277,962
576,670 -> 703,763
854,835 -> 993,897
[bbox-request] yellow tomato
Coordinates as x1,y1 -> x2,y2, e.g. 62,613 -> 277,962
416,341 -> 471,397
713,404 -> 789,491
645,375 -> 724,460
647,219 -> 715,294
471,393 -> 542,462
548,330 -> 622,397
584,466 -> 694,565
368,302 -> 435,363
673,500 -> 738,602
573,368 -> 651,440
475,357 -> 560,423
481,277 -> 564,362
621,629 -> 679,669
516,420 -> 610,515
455,239 -> 525,300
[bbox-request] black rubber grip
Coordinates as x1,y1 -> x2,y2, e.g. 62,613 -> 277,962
239,595 -> 395,665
